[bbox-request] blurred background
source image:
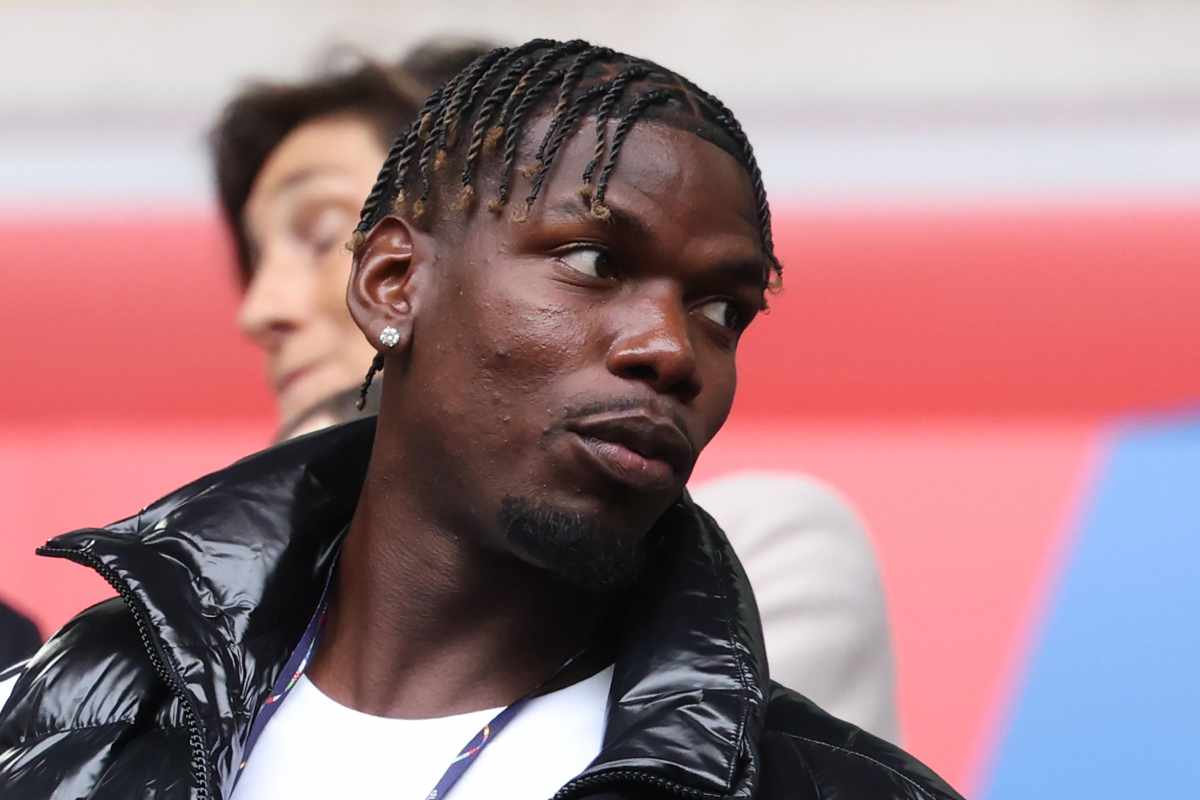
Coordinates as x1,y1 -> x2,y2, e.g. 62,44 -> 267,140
2,2 -> 1198,797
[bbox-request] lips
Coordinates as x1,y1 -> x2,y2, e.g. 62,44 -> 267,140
567,410 -> 694,491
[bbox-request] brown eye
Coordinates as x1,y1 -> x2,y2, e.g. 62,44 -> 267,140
696,299 -> 744,331
557,246 -> 612,279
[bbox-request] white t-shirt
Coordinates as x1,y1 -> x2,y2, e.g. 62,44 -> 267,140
0,664 -> 22,713
232,665 -> 613,800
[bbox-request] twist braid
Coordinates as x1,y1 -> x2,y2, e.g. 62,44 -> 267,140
393,90 -> 449,194
430,67 -> 469,148
417,58 -> 535,213
680,80 -> 778,275
534,47 -> 612,163
437,49 -> 506,151
522,83 -> 609,216
581,66 -> 648,186
357,130 -> 409,229
495,40 -> 586,139
495,68 -> 563,207
592,89 -> 675,211
355,352 -> 386,411
356,86 -> 446,234
458,57 -> 533,193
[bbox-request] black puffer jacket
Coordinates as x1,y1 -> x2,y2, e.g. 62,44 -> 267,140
0,419 -> 964,799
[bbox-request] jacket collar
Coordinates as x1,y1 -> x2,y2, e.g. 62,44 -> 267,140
45,417 -> 768,799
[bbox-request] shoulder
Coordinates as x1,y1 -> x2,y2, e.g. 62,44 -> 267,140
689,472 -> 899,739
690,471 -> 878,574
759,683 -> 965,800
0,597 -> 167,742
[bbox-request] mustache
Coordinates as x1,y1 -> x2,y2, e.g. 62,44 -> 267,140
557,396 -> 691,440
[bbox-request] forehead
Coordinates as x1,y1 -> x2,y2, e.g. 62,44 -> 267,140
507,114 -> 763,254
246,113 -> 385,215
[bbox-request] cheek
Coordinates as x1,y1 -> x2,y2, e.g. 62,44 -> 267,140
698,350 -> 738,444
311,252 -> 373,379
318,253 -> 356,327
438,285 -> 595,460
476,296 -> 591,395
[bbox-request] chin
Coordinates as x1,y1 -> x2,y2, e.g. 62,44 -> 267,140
498,495 -> 650,594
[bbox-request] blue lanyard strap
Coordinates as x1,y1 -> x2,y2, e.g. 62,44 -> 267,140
424,694 -> 533,800
238,566 -> 587,800
239,579 -> 332,771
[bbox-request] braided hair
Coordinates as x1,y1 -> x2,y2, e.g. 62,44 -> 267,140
353,38 -> 779,407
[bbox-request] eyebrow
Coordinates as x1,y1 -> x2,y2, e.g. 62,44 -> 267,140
269,166 -> 363,197
243,168 -> 361,245
541,199 -> 656,242
711,258 -> 771,294
545,198 -> 767,285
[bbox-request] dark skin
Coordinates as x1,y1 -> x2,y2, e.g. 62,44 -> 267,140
306,114 -> 769,718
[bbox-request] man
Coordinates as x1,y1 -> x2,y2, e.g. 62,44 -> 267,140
0,40 -> 958,798
218,39 -> 900,741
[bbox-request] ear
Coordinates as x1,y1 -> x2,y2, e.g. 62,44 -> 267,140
347,215 -> 430,357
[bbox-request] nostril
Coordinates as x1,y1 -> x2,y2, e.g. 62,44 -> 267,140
621,364 -> 658,384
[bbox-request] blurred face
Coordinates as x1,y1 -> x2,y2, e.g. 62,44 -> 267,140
239,113 -> 386,428
356,118 -> 768,590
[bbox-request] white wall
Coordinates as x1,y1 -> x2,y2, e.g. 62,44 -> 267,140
4,1 -> 1200,203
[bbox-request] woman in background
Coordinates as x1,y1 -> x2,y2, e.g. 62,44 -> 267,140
210,38 -> 900,742
212,39 -> 491,433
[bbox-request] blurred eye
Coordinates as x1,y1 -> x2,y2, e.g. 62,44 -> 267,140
696,299 -> 746,331
301,206 -> 353,257
557,246 -> 612,279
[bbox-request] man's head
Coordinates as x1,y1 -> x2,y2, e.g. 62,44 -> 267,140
348,40 -> 780,592
210,39 -> 493,428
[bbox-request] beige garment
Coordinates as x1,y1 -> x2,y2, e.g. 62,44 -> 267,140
690,471 -> 900,743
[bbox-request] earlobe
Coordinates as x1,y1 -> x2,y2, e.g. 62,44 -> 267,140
347,216 -> 425,354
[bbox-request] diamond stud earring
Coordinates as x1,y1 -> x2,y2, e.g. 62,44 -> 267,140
379,326 -> 401,348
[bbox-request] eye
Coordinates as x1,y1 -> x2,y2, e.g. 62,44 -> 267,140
299,205 -> 353,257
696,299 -> 747,332
556,246 -> 613,279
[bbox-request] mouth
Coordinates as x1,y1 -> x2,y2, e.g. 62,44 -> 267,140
566,410 -> 694,492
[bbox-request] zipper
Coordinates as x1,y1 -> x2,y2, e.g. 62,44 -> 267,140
38,544 -> 213,800
553,769 -> 716,800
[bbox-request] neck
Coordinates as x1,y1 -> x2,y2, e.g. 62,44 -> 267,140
307,460 -> 607,719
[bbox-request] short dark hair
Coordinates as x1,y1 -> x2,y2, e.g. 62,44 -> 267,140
352,39 -> 779,282
210,38 -> 496,284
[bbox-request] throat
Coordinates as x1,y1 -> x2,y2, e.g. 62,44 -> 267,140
304,514 -> 610,719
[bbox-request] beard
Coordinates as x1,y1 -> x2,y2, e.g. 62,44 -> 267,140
498,495 -> 649,594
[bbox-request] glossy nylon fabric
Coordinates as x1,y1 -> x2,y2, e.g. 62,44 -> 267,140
0,418 -> 963,799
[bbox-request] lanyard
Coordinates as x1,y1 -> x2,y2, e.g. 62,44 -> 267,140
237,566 -> 586,800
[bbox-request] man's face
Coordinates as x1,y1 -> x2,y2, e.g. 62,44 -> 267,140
371,117 -> 767,589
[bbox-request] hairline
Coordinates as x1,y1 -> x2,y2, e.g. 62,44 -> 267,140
399,110 -> 759,234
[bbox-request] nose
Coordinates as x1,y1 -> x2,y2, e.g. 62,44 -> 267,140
605,286 -> 701,403
236,251 -> 311,352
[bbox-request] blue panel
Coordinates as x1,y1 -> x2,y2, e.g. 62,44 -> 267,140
983,414 -> 1200,799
